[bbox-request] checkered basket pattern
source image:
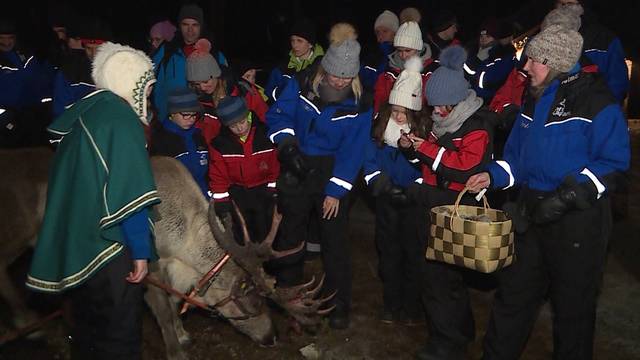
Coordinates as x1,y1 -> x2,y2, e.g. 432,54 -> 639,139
427,188 -> 514,273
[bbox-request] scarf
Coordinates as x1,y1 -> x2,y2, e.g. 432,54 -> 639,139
383,116 -> 411,148
388,43 -> 432,71
318,80 -> 353,104
476,43 -> 496,61
431,90 -> 483,138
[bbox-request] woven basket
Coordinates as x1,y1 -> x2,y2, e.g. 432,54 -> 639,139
427,188 -> 514,273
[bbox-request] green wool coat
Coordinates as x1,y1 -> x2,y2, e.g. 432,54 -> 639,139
26,90 -> 160,293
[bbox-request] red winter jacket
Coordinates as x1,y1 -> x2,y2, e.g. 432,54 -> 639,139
231,82 -> 268,121
209,122 -> 279,202
489,69 -> 529,113
195,112 -> 222,162
196,89 -> 268,157
413,114 -> 492,192
489,57 -> 599,113
373,57 -> 437,112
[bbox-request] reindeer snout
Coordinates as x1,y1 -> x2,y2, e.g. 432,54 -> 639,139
259,334 -> 277,348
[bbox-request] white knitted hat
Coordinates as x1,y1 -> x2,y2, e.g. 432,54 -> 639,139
394,21 -> 423,50
389,56 -> 423,111
92,42 -> 156,124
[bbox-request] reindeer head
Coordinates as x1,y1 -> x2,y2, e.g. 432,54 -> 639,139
199,269 -> 276,346
207,201 -> 334,330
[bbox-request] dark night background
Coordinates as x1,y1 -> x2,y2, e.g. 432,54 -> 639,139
6,0 -> 640,60
3,0 -> 640,115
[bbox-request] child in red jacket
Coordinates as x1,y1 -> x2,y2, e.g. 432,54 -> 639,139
209,96 -> 279,241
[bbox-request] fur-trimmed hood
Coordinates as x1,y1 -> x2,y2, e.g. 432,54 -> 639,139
92,42 -> 156,124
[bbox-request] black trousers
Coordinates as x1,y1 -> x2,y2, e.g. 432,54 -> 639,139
483,198 -> 611,360
229,184 -> 275,243
274,155 -> 352,309
414,186 -> 476,349
374,193 -> 424,316
70,250 -> 144,360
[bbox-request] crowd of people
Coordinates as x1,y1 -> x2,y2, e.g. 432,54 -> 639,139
1,0 -> 631,359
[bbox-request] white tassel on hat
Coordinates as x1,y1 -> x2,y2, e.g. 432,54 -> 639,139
389,56 -> 423,111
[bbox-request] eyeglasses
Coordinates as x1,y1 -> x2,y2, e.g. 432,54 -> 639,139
180,112 -> 198,118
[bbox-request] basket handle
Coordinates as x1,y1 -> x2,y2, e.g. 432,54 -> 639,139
452,187 -> 490,219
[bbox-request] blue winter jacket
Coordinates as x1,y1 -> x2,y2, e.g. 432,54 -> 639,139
487,66 -> 630,194
0,54 -> 55,108
465,46 -> 516,103
267,79 -> 373,199
121,208 -> 152,260
156,118 -> 210,198
152,45 -> 188,122
363,139 -> 421,189
52,71 -> 95,117
360,41 -> 394,90
580,15 -> 629,102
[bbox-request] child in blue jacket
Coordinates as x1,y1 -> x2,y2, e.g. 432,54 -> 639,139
363,56 -> 427,325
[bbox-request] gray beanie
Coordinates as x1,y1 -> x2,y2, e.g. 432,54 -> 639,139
541,4 -> 584,31
525,24 -> 583,73
178,4 -> 204,25
425,45 -> 469,106
321,39 -> 361,78
186,39 -> 221,82
374,10 -> 399,32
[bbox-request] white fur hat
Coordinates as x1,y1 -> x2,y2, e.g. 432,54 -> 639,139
389,56 -> 423,111
394,21 -> 423,51
92,42 -> 156,124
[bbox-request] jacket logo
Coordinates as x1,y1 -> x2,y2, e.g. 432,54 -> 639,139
259,161 -> 269,171
552,99 -> 571,117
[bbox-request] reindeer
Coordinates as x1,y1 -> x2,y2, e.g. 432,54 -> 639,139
0,148 -> 330,360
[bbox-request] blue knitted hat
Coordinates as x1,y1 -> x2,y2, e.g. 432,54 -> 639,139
168,87 -> 201,114
217,96 -> 249,126
425,45 -> 469,106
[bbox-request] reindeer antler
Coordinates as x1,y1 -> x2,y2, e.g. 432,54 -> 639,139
208,201 -> 334,325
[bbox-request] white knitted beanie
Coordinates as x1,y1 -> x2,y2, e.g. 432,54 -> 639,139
394,21 -> 423,50
389,56 -> 423,111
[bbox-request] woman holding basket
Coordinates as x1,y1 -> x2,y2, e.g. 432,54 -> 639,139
399,45 -> 494,360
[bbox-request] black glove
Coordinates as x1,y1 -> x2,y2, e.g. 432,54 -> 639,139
532,177 -> 597,224
558,176 -> 598,210
370,173 -> 392,197
387,185 -> 409,206
497,104 -> 519,131
277,139 -> 308,179
214,201 -> 232,217
406,182 -> 429,206
276,170 -> 303,195
436,132 -> 457,150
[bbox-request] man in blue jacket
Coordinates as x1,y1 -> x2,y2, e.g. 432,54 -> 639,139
153,3 -> 228,122
467,24 -> 630,360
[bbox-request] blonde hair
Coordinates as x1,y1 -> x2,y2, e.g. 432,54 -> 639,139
211,77 -> 227,107
311,65 -> 362,103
